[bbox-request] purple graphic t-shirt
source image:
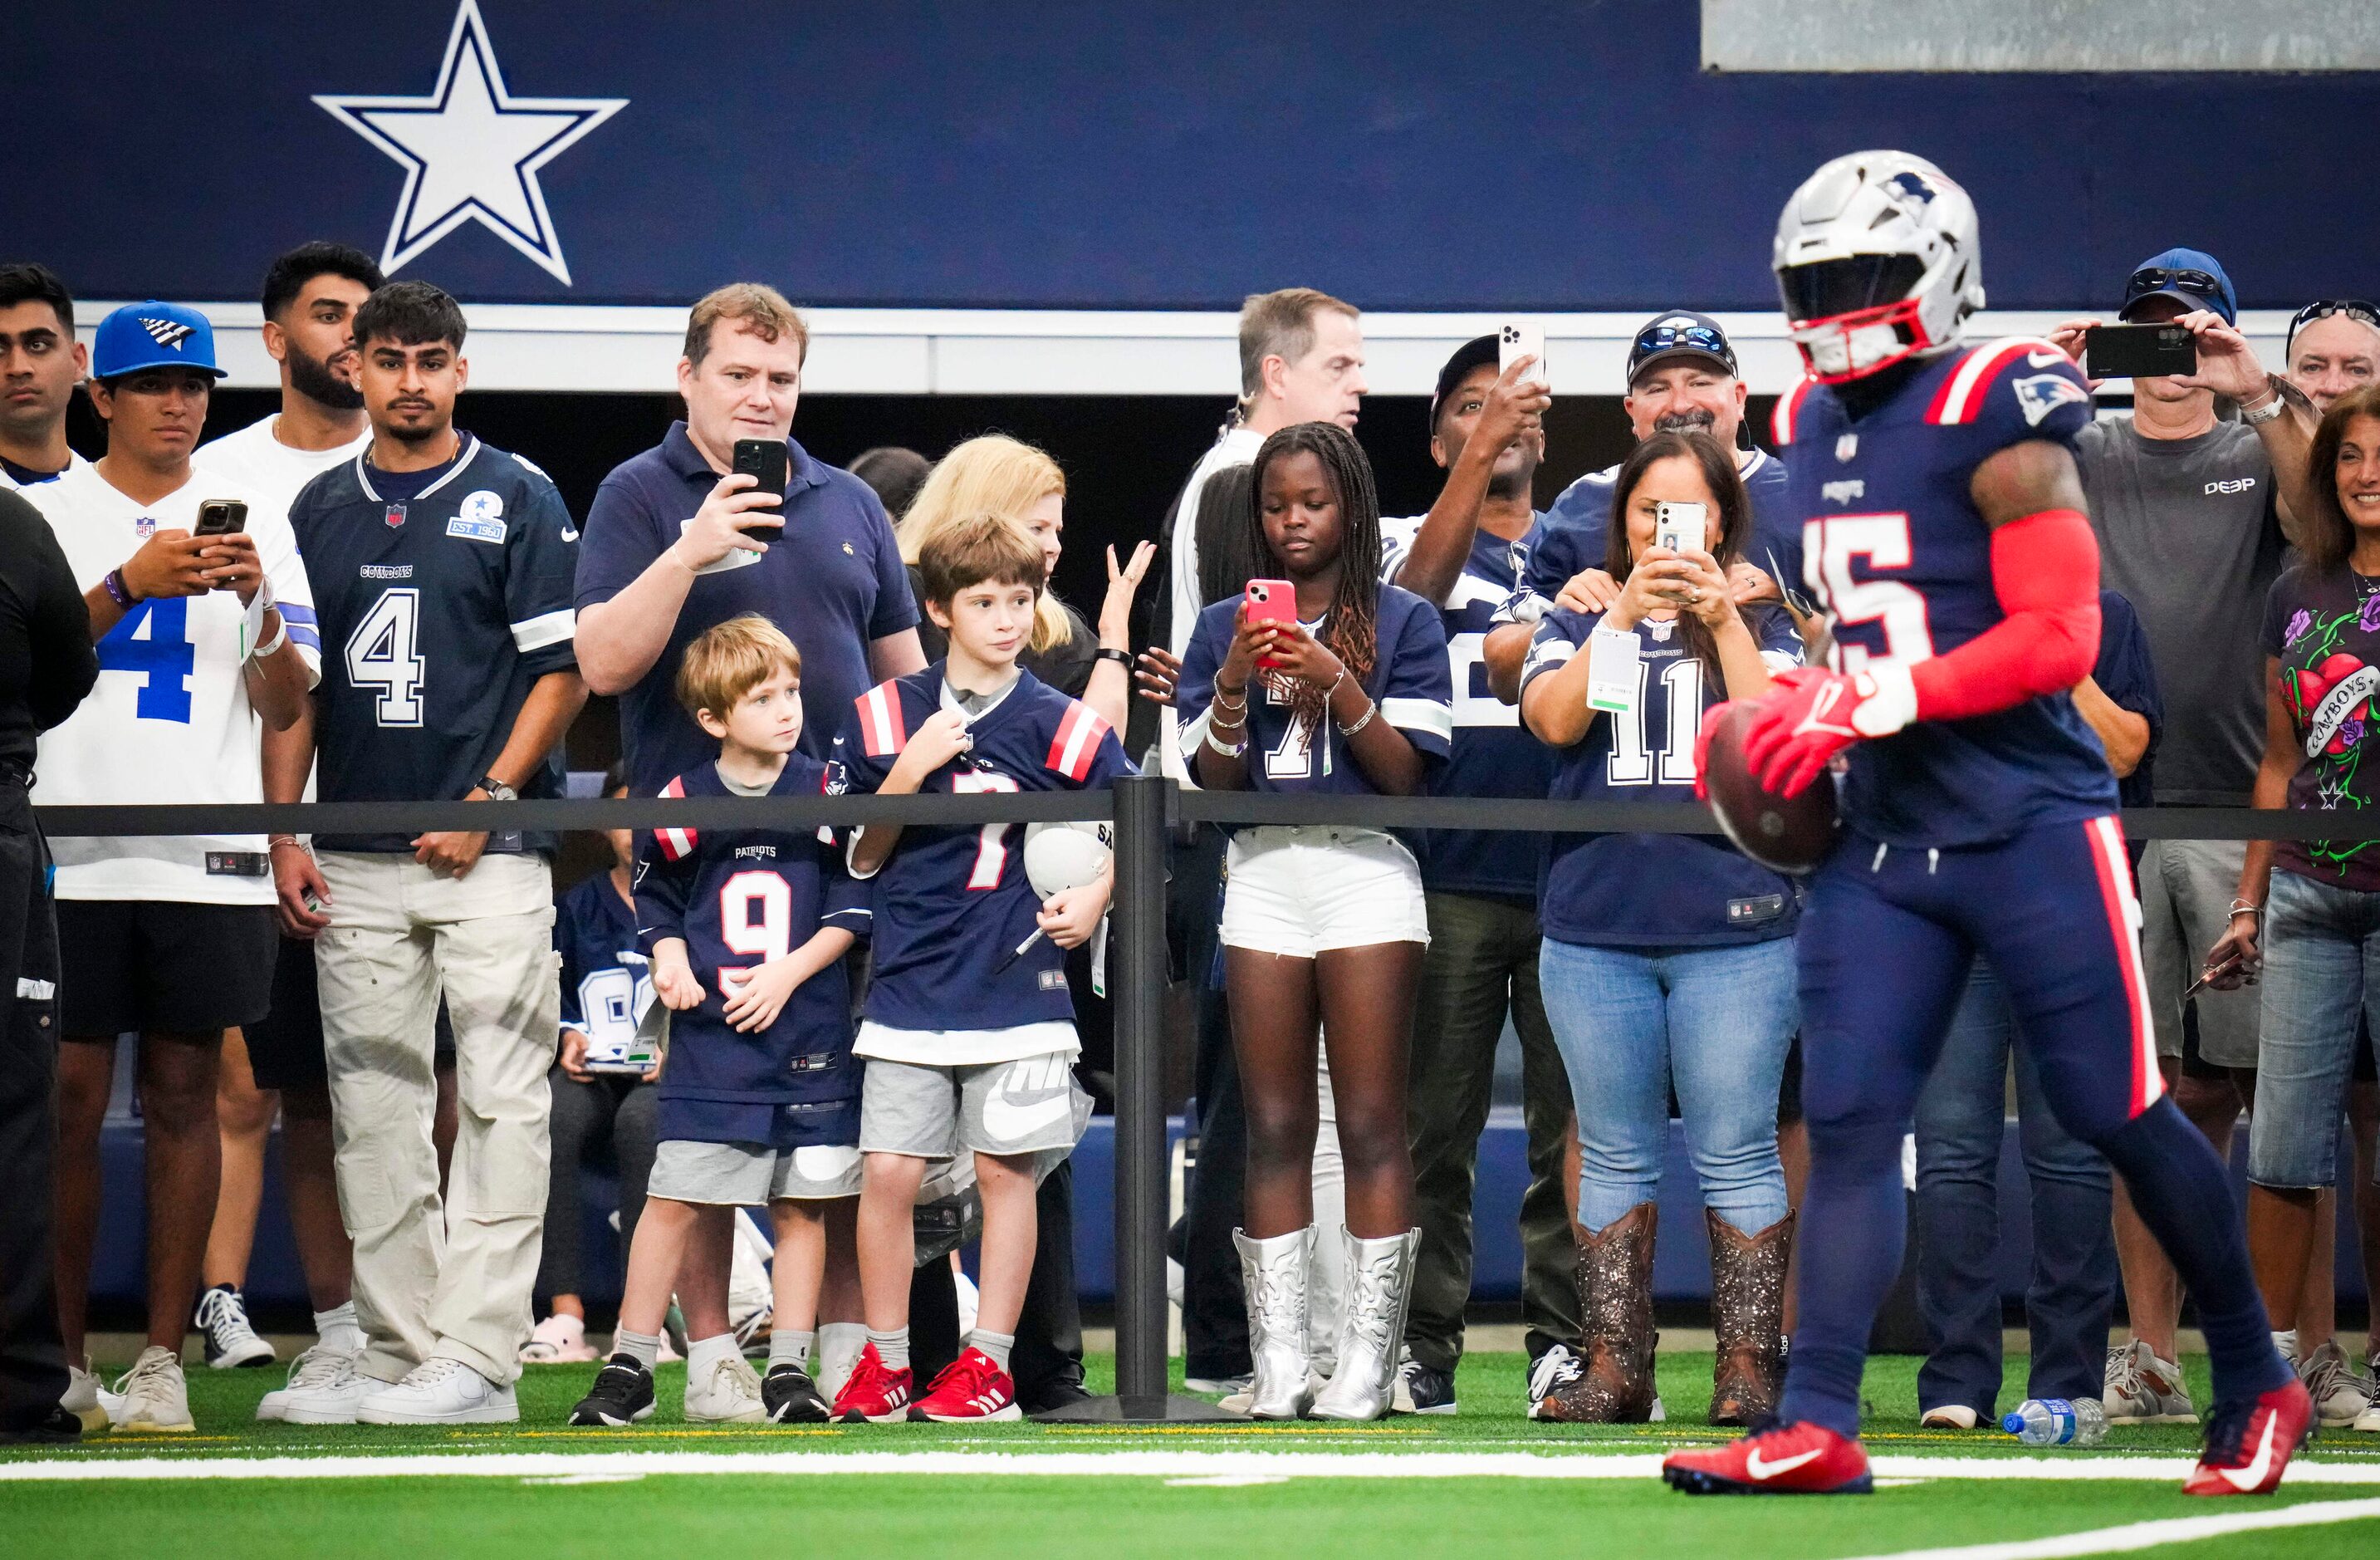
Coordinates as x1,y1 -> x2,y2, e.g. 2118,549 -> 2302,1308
2264,564 -> 2380,890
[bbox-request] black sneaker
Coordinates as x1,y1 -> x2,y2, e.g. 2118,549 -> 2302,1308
762,1363 -> 830,1424
1393,1357 -> 1457,1415
1021,1377 -> 1092,1415
569,1355 -> 656,1426
193,1283 -> 276,1369
0,1405 -> 82,1445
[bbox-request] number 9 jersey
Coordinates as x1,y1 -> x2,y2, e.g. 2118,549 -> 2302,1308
288,434 -> 580,852
1775,338 -> 2117,847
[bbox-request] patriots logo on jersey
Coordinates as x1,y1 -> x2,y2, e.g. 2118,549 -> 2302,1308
2013,373 -> 2091,429
138,317 -> 193,350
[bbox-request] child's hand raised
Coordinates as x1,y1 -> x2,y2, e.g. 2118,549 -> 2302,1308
895,709 -> 974,779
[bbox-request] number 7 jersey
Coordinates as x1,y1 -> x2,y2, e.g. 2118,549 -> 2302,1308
1775,337 -> 2117,847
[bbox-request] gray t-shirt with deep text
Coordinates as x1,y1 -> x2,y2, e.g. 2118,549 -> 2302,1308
2077,415 -> 2285,807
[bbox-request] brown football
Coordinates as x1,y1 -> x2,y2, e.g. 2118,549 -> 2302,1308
1701,701 -> 1839,875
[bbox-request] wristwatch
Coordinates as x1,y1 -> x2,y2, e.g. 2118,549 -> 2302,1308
477,777 -> 518,802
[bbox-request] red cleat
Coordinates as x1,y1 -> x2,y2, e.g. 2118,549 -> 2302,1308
830,1342 -> 913,1424
2185,1379 -> 2313,1496
910,1347 -> 1022,1423
1663,1420 -> 1873,1495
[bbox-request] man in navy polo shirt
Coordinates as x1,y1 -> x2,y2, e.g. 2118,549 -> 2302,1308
574,282 -> 923,793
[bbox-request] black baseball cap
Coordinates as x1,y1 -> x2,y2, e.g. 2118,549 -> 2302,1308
1628,311 -> 1737,386
1428,334 -> 1501,434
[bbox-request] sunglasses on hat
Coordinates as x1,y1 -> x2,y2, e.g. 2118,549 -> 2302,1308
2125,267 -> 2226,302
1631,321 -> 1736,374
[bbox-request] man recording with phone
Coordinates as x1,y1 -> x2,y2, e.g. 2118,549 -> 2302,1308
2045,249 -> 2332,1425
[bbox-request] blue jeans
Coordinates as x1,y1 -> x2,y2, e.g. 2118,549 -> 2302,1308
1912,962 -> 2116,1413
1539,935 -> 1797,1235
2250,868 -> 2380,1190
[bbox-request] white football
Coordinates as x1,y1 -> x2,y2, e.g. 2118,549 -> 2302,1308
1023,820 -> 1113,899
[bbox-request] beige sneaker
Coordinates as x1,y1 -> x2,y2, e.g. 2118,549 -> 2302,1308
2103,1340 -> 2195,1425
2299,1338 -> 2373,1428
683,1352 -> 766,1423
1919,1404 -> 1979,1430
59,1356 -> 110,1434
109,1347 -> 194,1433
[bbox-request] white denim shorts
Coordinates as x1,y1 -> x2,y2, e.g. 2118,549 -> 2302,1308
1219,825 -> 1430,959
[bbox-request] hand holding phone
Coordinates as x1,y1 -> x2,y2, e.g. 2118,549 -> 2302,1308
1500,321 -> 1549,390
730,439 -> 789,537
2085,324 -> 2197,380
1653,501 -> 1707,557
1244,578 -> 1299,671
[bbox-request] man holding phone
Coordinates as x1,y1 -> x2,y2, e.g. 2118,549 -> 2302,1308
2045,250 -> 2327,1424
21,302 -> 317,1435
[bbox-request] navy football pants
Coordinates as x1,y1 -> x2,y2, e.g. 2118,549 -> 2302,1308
1780,815 -> 2289,1438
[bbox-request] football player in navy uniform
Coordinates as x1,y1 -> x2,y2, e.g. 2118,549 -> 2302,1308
571,616 -> 869,1429
1662,153 -> 2309,1497
274,282 -> 587,1426
830,515 -> 1129,1425
1175,422 -> 1455,1421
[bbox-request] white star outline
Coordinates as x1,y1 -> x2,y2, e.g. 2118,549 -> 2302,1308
313,0 -> 625,285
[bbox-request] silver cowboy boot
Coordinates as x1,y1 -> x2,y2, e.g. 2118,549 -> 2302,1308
1310,1228 -> 1420,1421
1234,1227 -> 1317,1419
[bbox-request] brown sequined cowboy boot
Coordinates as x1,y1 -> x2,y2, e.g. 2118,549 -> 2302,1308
1537,1204 -> 1658,1424
1707,1208 -> 1794,1426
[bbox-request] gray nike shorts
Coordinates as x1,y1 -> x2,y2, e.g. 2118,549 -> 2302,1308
859,1050 -> 1090,1160
648,1138 -> 863,1204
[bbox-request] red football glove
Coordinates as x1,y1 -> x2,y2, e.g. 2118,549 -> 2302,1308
1741,665 -> 1917,798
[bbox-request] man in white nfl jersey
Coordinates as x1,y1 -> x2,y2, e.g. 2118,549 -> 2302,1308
22,302 -> 319,1435
276,282 -> 585,1426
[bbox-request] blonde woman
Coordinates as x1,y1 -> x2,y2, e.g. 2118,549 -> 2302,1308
897,435 -> 1153,729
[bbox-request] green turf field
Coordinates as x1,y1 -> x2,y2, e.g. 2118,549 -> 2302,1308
8,1350 -> 2378,1559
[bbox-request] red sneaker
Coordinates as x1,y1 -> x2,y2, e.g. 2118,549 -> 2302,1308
830,1343 -> 913,1425
910,1347 -> 1022,1423
2185,1379 -> 2314,1496
1662,1420 -> 1872,1495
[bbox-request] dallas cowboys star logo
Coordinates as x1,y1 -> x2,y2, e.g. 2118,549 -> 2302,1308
315,0 -> 625,285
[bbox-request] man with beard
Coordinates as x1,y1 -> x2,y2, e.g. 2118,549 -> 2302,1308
191,243 -> 390,1398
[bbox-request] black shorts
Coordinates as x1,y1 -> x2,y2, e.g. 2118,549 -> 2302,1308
58,900 -> 277,1039
245,935 -> 460,1091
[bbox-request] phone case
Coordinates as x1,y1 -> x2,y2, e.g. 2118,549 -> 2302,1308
1499,321 -> 1548,385
1245,578 -> 1297,670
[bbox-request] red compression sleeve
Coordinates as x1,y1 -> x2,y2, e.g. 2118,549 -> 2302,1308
1907,508 -> 2101,724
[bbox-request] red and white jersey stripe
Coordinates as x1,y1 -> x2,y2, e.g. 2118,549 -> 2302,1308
655,775 -> 698,861
857,682 -> 908,758
1044,702 -> 1111,781
1771,375 -> 1817,448
1925,337 -> 2063,426
2083,814 -> 2163,1119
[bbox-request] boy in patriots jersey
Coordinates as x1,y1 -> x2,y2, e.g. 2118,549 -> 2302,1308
830,515 -> 1127,1425
1663,152 -> 2304,1499
569,617 -> 869,1430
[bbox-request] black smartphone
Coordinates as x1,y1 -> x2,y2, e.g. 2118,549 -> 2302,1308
193,498 -> 248,537
2084,323 -> 2197,380
732,439 -> 788,499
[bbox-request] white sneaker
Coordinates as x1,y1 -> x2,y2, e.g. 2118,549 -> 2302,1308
355,1356 -> 517,1425
257,1342 -> 367,1424
520,1313 -> 600,1364
1920,1404 -> 1979,1430
1526,1343 -> 1583,1420
108,1347 -> 194,1432
1183,1372 -> 1252,1396
2299,1338 -> 2373,1429
2354,1401 -> 2380,1433
59,1356 -> 110,1434
684,1352 -> 766,1424
2103,1340 -> 2196,1424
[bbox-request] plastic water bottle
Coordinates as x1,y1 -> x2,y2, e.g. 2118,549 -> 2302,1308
2001,1396 -> 2107,1447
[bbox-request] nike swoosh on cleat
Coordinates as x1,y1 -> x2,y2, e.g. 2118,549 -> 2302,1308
2216,1415 -> 2279,1492
1744,1446 -> 1824,1479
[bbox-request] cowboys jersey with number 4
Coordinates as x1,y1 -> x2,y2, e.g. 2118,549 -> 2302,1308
288,433 -> 579,852
1775,338 -> 2115,847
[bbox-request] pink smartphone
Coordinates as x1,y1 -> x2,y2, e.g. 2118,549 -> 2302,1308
1244,578 -> 1299,670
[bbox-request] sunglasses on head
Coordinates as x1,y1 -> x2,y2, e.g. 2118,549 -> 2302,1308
2126,267 -> 2226,303
1633,322 -> 1736,372
2290,299 -> 2380,332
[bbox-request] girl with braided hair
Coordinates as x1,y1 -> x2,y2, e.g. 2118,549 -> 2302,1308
1174,420 -> 1455,1420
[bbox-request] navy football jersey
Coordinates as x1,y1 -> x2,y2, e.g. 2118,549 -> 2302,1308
1522,604 -> 1805,946
555,870 -> 652,1053
635,754 -> 869,1146
1379,516 -> 1556,900
830,666 -> 1133,1033
1175,583 -> 1454,792
289,434 -> 580,852
1521,449 -> 1801,618
1773,338 -> 2117,848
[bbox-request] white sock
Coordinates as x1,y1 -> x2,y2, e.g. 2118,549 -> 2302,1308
817,1322 -> 866,1396
769,1330 -> 815,1372
315,1303 -> 365,1356
969,1329 -> 1015,1374
686,1333 -> 739,1378
867,1327 -> 909,1371
613,1328 -> 663,1371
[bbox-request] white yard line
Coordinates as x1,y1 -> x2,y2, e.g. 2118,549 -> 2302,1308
1839,1495 -> 2380,1559
4,1450 -> 2380,1484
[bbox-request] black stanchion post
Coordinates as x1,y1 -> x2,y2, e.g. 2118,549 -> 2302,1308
1035,773 -> 1234,1423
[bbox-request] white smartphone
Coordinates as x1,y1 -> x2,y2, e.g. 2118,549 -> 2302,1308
1653,500 -> 1707,556
1499,320 -> 1549,390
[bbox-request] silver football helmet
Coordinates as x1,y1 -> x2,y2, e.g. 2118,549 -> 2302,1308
1773,151 -> 1985,383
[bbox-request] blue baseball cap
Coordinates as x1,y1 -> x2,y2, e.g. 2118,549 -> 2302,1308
91,302 -> 227,380
2120,249 -> 2237,326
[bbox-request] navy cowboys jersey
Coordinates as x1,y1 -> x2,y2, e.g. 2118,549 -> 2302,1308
555,871 -> 651,1055
1175,583 -> 1454,794
1522,604 -> 1804,946
1379,516 -> 1555,900
636,754 -> 870,1145
288,434 -> 579,852
1773,338 -> 2115,847
830,666 -> 1132,1033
